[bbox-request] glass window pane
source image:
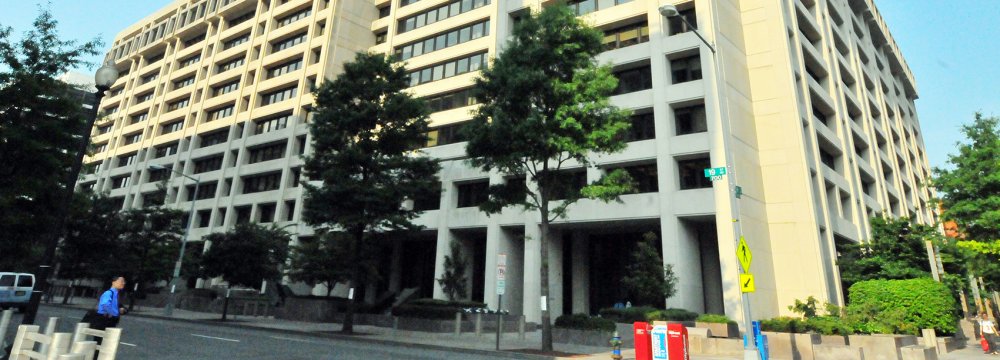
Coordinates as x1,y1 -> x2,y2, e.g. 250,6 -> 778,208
444,62 -> 456,77
435,35 -> 447,50
415,14 -> 426,28
413,42 -> 424,56
432,65 -> 443,80
421,68 -> 432,83
449,3 -> 460,16
469,54 -> 482,71
459,27 -> 471,42
456,58 -> 469,73
447,32 -> 458,47
471,23 -> 483,38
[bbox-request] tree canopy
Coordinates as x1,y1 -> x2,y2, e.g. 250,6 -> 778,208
622,232 -> 677,307
463,4 -> 632,351
201,223 -> 291,289
302,52 -> 440,333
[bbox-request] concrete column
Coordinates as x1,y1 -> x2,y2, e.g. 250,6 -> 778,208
571,231 -> 590,314
548,229 -> 565,318
432,180 -> 457,300
664,217 -> 704,312
522,218 -> 542,323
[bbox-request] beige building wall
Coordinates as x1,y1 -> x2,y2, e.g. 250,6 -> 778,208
79,0 -> 933,326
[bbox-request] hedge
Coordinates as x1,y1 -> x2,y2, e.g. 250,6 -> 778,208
391,298 -> 487,320
846,278 -> 957,335
696,313 -> 736,325
554,313 -> 616,332
598,307 -> 699,323
759,316 -> 852,335
648,308 -> 699,322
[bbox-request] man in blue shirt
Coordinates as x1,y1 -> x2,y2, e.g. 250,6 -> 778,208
94,276 -> 127,329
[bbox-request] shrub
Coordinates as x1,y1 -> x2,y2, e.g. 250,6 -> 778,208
804,316 -> 853,335
554,313 -> 616,332
760,316 -> 806,333
599,306 -> 660,323
647,308 -> 698,322
391,298 -> 486,320
845,278 -> 958,335
696,313 -> 736,325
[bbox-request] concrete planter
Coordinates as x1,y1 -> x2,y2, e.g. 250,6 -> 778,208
696,322 -> 739,338
848,334 -> 918,360
819,334 -> 847,346
552,327 -> 614,347
813,344 -> 864,360
763,331 -> 820,360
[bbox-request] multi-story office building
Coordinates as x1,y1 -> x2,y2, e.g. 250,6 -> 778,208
80,0 -> 932,324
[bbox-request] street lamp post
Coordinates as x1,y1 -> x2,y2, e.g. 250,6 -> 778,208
659,4 -> 759,360
149,163 -> 200,316
20,60 -> 119,325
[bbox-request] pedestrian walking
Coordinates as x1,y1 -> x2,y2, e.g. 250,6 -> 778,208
980,314 -> 999,354
83,276 -> 127,331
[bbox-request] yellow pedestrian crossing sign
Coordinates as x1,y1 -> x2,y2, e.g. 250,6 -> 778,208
740,273 -> 755,293
736,236 -> 752,273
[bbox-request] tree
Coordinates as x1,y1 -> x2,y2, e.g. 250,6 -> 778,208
302,52 -> 440,334
57,191 -> 121,303
437,240 -> 468,301
462,4 -> 633,350
932,112 -> 1000,289
621,232 -> 677,308
287,232 -> 351,297
0,8 -> 101,271
115,207 -> 187,311
201,223 -> 291,318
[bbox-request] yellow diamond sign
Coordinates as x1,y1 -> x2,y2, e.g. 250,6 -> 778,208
736,236 -> 752,273
740,273 -> 755,293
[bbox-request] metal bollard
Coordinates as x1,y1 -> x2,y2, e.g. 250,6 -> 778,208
518,315 -> 526,340
453,312 -> 462,336
475,313 -> 482,336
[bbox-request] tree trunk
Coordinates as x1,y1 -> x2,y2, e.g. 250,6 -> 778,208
341,227 -> 364,334
539,183 -> 553,351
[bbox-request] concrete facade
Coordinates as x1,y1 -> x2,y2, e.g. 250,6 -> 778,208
79,0 -> 933,326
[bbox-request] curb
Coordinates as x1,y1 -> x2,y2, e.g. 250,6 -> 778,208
41,304 -> 561,360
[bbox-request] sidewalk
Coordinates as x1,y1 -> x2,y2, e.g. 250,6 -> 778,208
46,297 -> 738,360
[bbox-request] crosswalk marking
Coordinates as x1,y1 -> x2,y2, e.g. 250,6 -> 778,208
191,334 -> 240,342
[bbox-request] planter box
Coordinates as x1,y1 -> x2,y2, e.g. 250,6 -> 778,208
689,336 -> 743,356
819,335 -> 847,346
900,345 -> 938,360
764,331 -> 820,360
813,344 -> 864,360
553,327 -> 614,347
848,334 -> 918,360
697,322 -> 739,338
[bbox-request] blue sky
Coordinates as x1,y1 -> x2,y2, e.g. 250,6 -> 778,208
1,1 -> 997,170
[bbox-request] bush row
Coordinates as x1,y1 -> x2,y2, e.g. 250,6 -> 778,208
391,298 -> 487,320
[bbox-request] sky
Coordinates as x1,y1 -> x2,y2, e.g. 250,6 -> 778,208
1,0 -> 997,170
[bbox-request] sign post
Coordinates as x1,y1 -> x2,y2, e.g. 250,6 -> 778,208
496,254 -> 506,351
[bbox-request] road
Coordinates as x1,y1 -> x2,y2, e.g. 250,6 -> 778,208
2,306 -> 525,359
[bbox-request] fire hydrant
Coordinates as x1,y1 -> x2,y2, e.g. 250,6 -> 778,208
610,331 -> 622,360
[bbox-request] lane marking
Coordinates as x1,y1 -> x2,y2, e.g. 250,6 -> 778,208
269,335 -> 319,344
191,334 -> 240,342
120,342 -> 137,347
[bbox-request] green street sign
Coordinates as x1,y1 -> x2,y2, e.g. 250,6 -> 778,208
704,167 -> 727,179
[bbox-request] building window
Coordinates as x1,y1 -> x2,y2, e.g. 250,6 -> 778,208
819,148 -> 838,170
400,0 -> 420,6
217,56 -> 246,72
227,11 -> 254,27
271,32 -> 308,53
254,114 -> 291,134
675,104 -> 707,135
174,76 -> 196,90
187,181 -> 218,201
193,155 -> 224,174
603,22 -> 650,51
395,20 -> 490,60
179,54 -> 201,68
234,206 -> 251,224
248,141 -> 286,163
207,105 -> 235,121
613,66 -> 652,95
161,120 -> 184,134
197,209 -> 212,228
94,142 -> 108,153
456,180 -> 489,208
284,200 -> 296,221
397,0 -> 491,34
200,129 -> 229,147
426,121 -> 469,147
155,142 -> 179,158
378,5 -> 391,18
258,203 -> 276,223
130,112 -> 149,124
567,0 -> 597,16
375,31 -> 387,45
668,7 -> 697,36
112,175 -> 131,189
627,112 -> 655,141
678,157 -> 712,190
266,57 -> 303,78
147,166 -> 171,182
243,172 -> 283,194
143,191 -> 166,207
289,167 -> 301,187
276,8 -> 311,28
407,52 -> 487,87
213,80 -> 240,96
425,88 -> 479,113
550,170 -> 587,200
167,97 -> 190,111
183,33 -> 206,47
412,187 -> 441,211
135,92 -> 154,104
97,124 -> 113,134
140,72 -> 159,84
671,55 -> 702,84
145,52 -> 164,65
123,132 -> 142,145
619,163 -> 658,193
261,86 -> 297,105
223,33 -> 250,50
117,152 -> 137,167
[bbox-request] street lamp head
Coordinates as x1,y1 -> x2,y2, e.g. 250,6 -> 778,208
659,4 -> 680,17
94,59 -> 119,91
148,164 -> 167,170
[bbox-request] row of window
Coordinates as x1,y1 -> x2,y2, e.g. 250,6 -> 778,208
424,87 -> 478,113
272,32 -> 307,53
218,56 -> 245,72
407,52 -> 487,87
395,20 -> 489,60
277,8 -> 311,28
267,57 -> 302,78
222,33 -> 250,50
248,141 -> 286,164
261,86 -> 298,106
397,0 -> 490,34
213,80 -> 240,96
207,105 -> 235,121
602,22 -> 649,51
193,155 -> 224,174
166,97 -> 190,111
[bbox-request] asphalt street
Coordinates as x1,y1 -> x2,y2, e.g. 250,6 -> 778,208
2,305 -> 527,359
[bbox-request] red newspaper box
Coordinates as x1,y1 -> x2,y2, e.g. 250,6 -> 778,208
634,322 -> 653,360
667,323 -> 689,360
